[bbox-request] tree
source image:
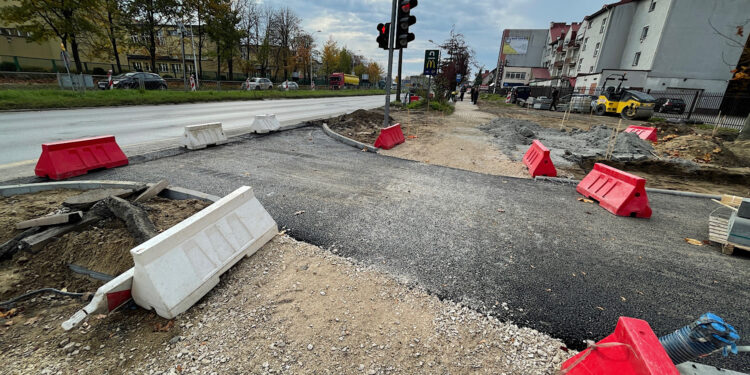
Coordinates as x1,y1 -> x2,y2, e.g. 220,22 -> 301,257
204,0 -> 242,79
321,38 -> 339,76
366,61 -> 384,83
353,63 -> 367,78
123,0 -> 179,73
337,47 -> 352,74
269,6 -> 300,80
435,27 -> 474,100
80,0 -> 125,72
0,0 -> 98,72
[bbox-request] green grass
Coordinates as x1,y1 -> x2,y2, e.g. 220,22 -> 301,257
479,93 -> 514,106
405,98 -> 455,114
0,88 -> 386,110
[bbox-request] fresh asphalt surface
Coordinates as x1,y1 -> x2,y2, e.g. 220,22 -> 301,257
0,95 -> 388,165
8,126 -> 749,370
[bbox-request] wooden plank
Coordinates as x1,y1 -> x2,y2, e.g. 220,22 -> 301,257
720,194 -> 744,208
134,180 -> 169,203
16,211 -> 83,229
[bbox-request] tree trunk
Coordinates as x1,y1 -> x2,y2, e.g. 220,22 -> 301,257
197,14 -> 203,79
149,27 -> 156,73
107,8 -> 122,73
228,50 -> 233,80
739,113 -> 750,141
70,33 -> 84,73
216,44 -> 221,80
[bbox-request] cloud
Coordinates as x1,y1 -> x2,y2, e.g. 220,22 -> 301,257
272,0 -> 603,78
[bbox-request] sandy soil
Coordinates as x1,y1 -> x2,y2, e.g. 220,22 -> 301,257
384,102 -> 529,178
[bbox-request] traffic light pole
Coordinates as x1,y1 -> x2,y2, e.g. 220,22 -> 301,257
383,0 -> 397,128
396,49 -> 403,102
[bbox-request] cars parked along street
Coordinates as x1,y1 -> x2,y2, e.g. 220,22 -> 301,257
654,97 -> 686,114
98,72 -> 167,90
242,77 -> 273,90
278,81 -> 299,90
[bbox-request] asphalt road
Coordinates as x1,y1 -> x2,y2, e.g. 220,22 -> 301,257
0,95 -> 389,165
54,126 -> 749,371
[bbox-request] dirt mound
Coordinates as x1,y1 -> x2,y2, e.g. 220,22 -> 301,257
313,109 -> 393,145
0,192 -> 205,300
726,140 -> 750,166
654,134 -> 741,166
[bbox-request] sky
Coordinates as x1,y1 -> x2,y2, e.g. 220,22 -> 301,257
261,0 -> 610,80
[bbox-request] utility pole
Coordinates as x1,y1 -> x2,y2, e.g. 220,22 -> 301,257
383,0 -> 397,128
396,48 -> 403,102
189,25 -> 199,90
492,28 -> 503,94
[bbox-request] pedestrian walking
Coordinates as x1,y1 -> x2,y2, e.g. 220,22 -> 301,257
550,87 -> 559,111
460,85 -> 466,101
472,86 -> 479,105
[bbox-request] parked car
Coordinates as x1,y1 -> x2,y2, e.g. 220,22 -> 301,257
654,97 -> 686,114
509,86 -> 530,104
242,77 -> 273,90
98,72 -> 167,90
278,81 -> 299,90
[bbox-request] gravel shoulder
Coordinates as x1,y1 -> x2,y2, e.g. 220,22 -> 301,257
1,235 -> 575,374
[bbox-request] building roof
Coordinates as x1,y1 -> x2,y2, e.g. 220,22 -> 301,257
531,68 -> 551,79
585,0 -> 637,20
549,22 -> 569,44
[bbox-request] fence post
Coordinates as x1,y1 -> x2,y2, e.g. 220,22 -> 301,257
51,59 -> 57,72
84,62 -> 89,73
12,56 -> 21,71
687,91 -> 700,120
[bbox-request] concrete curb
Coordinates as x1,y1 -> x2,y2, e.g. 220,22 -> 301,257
533,176 -> 722,200
321,123 -> 380,153
0,180 -> 220,202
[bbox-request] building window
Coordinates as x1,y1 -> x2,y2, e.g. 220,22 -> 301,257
171,64 -> 181,73
159,63 -> 169,72
589,66 -> 594,73
649,1 -> 656,12
582,37 -> 588,51
593,42 -> 600,57
641,26 -> 649,41
130,34 -> 139,43
133,62 -> 143,71
632,52 -> 641,66
505,72 -> 526,80
600,18 -> 607,33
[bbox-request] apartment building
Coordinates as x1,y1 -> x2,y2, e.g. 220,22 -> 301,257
574,0 -> 750,94
491,28 -> 547,90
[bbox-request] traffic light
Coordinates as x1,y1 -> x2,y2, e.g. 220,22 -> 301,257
377,23 -> 390,50
395,0 -> 417,49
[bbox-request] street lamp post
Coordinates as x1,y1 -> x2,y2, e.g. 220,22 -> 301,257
311,30 -> 322,90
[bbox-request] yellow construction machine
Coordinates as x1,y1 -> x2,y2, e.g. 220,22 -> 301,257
593,74 -> 656,120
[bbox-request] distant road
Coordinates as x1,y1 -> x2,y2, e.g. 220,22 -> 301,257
0,95 -> 389,165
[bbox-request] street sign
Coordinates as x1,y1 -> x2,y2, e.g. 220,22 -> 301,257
456,73 -> 462,83
423,49 -> 439,76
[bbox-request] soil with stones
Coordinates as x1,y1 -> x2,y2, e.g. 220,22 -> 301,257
0,190 -> 207,300
312,109 -> 393,145
478,100 -> 750,195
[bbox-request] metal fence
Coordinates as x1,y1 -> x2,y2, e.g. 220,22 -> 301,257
498,86 -> 749,130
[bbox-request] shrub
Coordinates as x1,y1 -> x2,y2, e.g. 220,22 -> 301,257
91,67 -> 107,75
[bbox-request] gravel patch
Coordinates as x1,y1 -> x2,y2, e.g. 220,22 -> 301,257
479,118 -> 654,168
133,235 -> 574,374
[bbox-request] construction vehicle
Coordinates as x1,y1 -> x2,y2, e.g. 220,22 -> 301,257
329,73 -> 360,90
593,74 -> 656,120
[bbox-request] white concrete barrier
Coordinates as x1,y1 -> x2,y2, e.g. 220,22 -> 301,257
62,268 -> 134,330
130,186 -> 277,319
249,114 -> 280,133
182,122 -> 228,150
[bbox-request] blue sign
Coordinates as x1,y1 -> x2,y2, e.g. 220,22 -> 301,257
456,74 -> 462,83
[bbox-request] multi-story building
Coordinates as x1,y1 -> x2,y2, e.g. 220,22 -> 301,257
491,28 -> 547,90
574,0 -> 750,94
541,22 -> 581,87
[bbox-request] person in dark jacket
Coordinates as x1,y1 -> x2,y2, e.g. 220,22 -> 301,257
550,87 -> 559,111
471,86 -> 479,104
460,85 -> 467,101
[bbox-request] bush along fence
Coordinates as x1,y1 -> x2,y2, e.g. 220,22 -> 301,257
496,85 -> 749,130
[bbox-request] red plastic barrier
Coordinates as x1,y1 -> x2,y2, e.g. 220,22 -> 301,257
576,163 -> 652,218
410,95 -> 420,102
560,317 -> 678,375
35,135 -> 128,180
522,140 -> 557,177
374,123 -> 405,150
623,125 -> 657,142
